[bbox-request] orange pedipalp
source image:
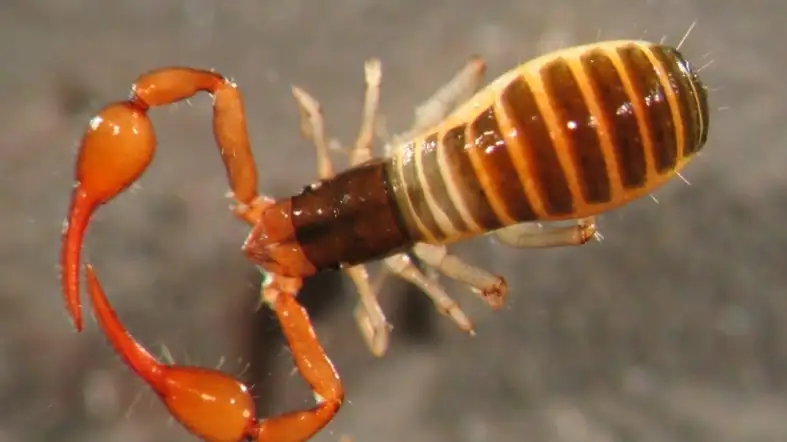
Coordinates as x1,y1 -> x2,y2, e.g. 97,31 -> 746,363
61,68 -> 261,331
61,103 -> 156,330
84,264 -> 166,389
62,67 -> 345,441
85,265 -> 258,442
61,187 -> 94,331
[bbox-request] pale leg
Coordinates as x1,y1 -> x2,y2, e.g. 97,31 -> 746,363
349,59 -> 382,165
344,58 -> 489,348
382,56 -> 487,155
494,217 -> 598,248
382,254 -> 474,334
346,265 -> 390,356
407,55 -> 486,136
291,75 -> 391,357
292,57 -> 491,353
403,216 -> 597,314
377,57 -> 491,333
410,243 -> 508,310
350,57 -> 488,346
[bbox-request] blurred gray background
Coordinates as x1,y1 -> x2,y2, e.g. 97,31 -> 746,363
1,0 -> 784,441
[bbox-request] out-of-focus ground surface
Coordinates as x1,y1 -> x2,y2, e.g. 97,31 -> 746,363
1,0 -> 785,441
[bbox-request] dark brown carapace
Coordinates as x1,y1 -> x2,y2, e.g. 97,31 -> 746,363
60,40 -> 709,442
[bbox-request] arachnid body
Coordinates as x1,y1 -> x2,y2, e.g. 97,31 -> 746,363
60,39 -> 709,441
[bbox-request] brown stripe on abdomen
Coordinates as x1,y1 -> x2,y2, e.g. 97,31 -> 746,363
540,58 -> 611,204
419,132 -> 470,234
650,46 -> 708,157
467,107 -> 537,222
693,58 -> 710,147
617,44 -> 678,174
648,46 -> 695,160
399,140 -> 446,241
501,75 -> 574,216
580,49 -> 647,190
668,46 -> 710,150
440,124 -> 501,230
291,159 -> 412,270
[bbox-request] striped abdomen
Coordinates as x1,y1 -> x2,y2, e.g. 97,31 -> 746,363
387,40 -> 710,245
